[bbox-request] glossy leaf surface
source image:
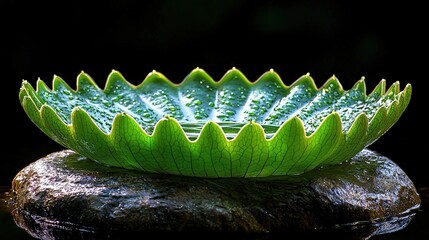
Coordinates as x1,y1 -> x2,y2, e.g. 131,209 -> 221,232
19,68 -> 412,177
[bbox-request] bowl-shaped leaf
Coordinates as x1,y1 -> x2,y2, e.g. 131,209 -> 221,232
19,68 -> 411,177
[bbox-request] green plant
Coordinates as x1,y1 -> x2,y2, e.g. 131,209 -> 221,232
19,68 -> 411,177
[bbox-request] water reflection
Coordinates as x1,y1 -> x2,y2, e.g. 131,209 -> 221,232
7,205 -> 419,240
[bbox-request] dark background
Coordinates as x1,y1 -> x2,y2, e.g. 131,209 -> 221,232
1,0 -> 427,189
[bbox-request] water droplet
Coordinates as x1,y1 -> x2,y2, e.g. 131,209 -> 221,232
102,100 -> 111,107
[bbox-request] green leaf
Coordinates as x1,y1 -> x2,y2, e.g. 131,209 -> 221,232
19,68 -> 412,178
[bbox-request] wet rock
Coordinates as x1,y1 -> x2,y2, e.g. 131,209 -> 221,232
11,149 -> 420,239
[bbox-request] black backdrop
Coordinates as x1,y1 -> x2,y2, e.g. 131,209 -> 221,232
2,0 -> 427,187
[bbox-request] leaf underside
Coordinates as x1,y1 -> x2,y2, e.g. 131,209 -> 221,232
19,68 -> 412,177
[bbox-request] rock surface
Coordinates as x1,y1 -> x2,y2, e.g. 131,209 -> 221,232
11,149 -> 420,239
